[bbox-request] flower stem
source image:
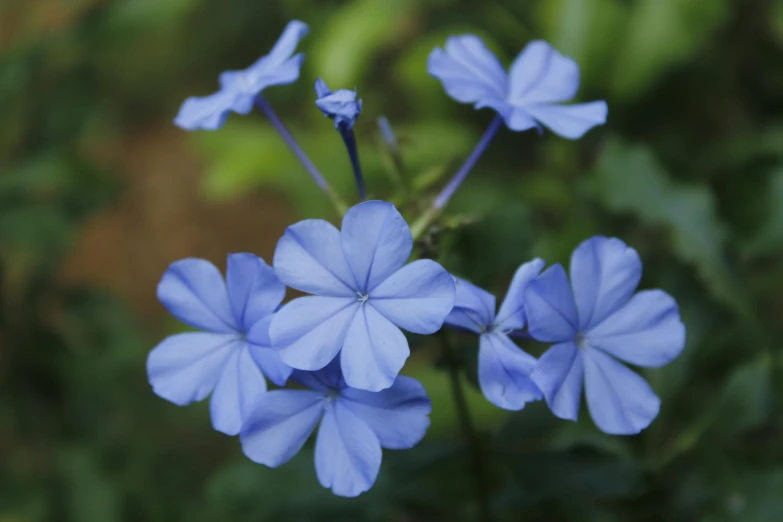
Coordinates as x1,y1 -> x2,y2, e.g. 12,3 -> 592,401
255,96 -> 348,214
410,115 -> 503,239
439,331 -> 493,522
434,115 -> 503,209
338,123 -> 367,201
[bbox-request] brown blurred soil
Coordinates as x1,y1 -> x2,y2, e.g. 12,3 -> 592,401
59,125 -> 291,332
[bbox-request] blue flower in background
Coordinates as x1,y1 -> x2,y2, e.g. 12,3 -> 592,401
240,361 -> 431,497
445,259 -> 545,410
271,200 -> 456,392
174,20 -> 309,131
428,36 -> 607,139
314,78 -> 362,130
524,237 -> 686,435
147,254 -> 292,435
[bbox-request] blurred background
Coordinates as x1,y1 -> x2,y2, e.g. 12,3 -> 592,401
2,0 -> 783,520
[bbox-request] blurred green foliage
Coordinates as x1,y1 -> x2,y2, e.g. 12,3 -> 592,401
2,0 -> 783,520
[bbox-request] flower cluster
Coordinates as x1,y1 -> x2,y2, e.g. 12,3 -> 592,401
150,20 -> 685,497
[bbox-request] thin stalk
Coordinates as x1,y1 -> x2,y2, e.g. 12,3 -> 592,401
338,123 -> 367,200
410,115 -> 503,239
255,96 -> 347,214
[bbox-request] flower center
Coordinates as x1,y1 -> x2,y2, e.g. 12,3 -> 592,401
356,292 -> 369,304
575,332 -> 588,349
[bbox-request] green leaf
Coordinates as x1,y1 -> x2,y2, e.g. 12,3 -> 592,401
58,449 -> 121,522
509,447 -> 645,500
742,169 -> 783,256
610,0 -> 730,99
709,356 -> 774,440
705,470 -> 783,522
591,138 -> 751,320
537,0 -> 626,90
312,0 -> 417,85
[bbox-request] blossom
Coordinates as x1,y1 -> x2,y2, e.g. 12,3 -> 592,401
240,361 -> 431,497
445,260 -> 545,410
174,20 -> 309,131
270,200 -> 456,392
314,78 -> 362,130
524,237 -> 686,435
147,254 -> 292,435
428,36 -> 607,139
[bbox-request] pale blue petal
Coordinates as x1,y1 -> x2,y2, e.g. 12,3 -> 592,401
210,344 -> 267,435
157,258 -> 237,333
246,314 -> 273,347
247,317 -> 293,387
219,54 -> 304,97
582,348 -> 660,435
147,333 -> 237,406
586,290 -> 686,368
315,88 -> 362,129
569,236 -> 641,331
427,35 -> 507,107
478,333 -> 542,410
315,78 -> 332,97
263,20 -> 309,68
173,91 -> 236,131
508,40 -> 580,105
495,258 -> 546,331
524,264 -> 578,342
291,359 -> 344,393
315,402 -> 382,497
341,375 -> 431,450
271,296 -> 359,371
525,101 -> 608,139
223,20 -> 307,94
369,260 -> 456,334
253,54 -> 305,91
226,253 -> 285,332
341,201 -> 413,293
240,389 -> 325,467
479,99 -> 539,132
273,219 -> 358,296
445,277 -> 496,334
531,341 -> 583,421
340,304 -> 409,392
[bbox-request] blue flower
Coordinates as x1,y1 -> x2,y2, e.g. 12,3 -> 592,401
428,36 -> 607,139
314,78 -> 362,130
240,361 -> 431,497
524,237 -> 686,435
174,20 -> 309,131
147,254 -> 292,435
270,200 -> 456,392
445,260 -> 545,410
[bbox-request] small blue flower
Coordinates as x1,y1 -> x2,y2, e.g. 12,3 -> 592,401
147,254 -> 292,435
314,78 -> 362,130
428,36 -> 607,139
240,361 -> 431,497
445,260 -> 545,410
270,200 -> 456,392
174,20 -> 309,131
524,236 -> 686,435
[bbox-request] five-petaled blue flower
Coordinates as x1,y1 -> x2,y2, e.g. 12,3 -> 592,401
174,20 -> 309,131
445,260 -> 545,410
314,78 -> 362,130
428,36 -> 607,139
269,200 -> 456,392
524,236 -> 686,435
240,360 -> 431,497
147,254 -> 292,435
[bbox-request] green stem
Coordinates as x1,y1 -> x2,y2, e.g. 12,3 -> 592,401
439,331 -> 492,522
410,206 -> 441,241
